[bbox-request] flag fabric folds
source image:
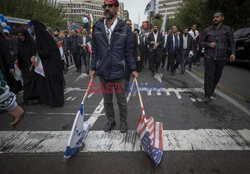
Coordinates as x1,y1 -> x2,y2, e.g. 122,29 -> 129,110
144,0 -> 154,15
13,61 -> 22,81
161,12 -> 167,36
57,41 -> 64,60
86,42 -> 92,54
136,108 -> 163,166
34,55 -> 45,77
64,103 -> 91,159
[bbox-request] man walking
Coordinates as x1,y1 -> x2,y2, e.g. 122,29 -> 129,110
166,25 -> 183,76
79,28 -> 91,74
90,0 -> 138,133
200,12 -> 236,103
189,24 -> 199,69
67,30 -> 81,72
181,27 -> 193,74
147,25 -> 164,76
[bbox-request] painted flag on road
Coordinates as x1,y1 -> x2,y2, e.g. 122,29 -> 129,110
57,41 -> 64,60
86,41 -> 92,54
13,61 -> 22,81
144,0 -> 154,15
64,103 -> 91,159
136,108 -> 163,166
34,55 -> 45,77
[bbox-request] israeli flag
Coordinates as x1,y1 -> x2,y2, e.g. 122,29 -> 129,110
64,103 -> 91,159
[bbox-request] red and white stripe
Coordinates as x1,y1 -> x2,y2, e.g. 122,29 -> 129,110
136,108 -> 163,150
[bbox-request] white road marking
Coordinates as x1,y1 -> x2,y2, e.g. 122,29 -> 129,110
88,93 -> 94,98
64,87 -> 86,95
71,97 -> 77,101
74,73 -> 88,82
66,97 -> 72,101
191,98 -> 196,102
187,71 -> 250,116
68,65 -> 75,70
1,129 -> 250,153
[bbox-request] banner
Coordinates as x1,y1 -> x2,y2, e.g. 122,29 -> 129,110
34,55 -> 45,77
161,11 -> 167,36
64,104 -> 91,159
144,0 -> 154,15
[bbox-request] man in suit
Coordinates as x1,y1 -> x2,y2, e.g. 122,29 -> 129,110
166,25 -> 183,76
146,25 -> 164,76
180,27 -> 193,74
78,28 -> 91,74
134,29 -> 146,72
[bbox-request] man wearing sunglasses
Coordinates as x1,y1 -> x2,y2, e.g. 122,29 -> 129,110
90,0 -> 138,133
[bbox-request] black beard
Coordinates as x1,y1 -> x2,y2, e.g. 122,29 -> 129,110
214,20 -> 222,26
105,10 -> 116,19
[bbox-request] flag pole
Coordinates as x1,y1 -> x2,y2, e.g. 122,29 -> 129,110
81,78 -> 93,104
134,77 -> 144,109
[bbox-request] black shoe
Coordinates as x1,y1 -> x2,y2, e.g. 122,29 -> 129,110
152,72 -> 155,77
170,72 -> 175,76
204,96 -> 211,103
120,122 -> 128,133
211,93 -> 216,98
104,121 -> 116,132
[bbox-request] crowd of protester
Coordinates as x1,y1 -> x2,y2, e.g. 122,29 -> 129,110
0,0 -> 235,130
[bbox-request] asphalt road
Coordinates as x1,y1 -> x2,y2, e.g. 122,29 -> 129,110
1,61 -> 250,174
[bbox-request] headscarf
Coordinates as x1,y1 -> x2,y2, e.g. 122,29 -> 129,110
104,0 -> 119,7
30,20 -> 62,71
18,29 -> 36,56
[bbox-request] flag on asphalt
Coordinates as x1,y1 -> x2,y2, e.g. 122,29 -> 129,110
57,41 -> 64,60
13,61 -> 22,81
144,0 -> 154,15
86,41 -> 92,54
64,103 -> 91,159
136,108 -> 163,166
34,55 -> 45,77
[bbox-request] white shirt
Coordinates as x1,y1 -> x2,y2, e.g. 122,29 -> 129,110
153,32 -> 158,49
104,17 -> 118,45
82,35 -> 86,45
188,30 -> 199,40
137,36 -> 140,45
164,34 -> 168,48
183,34 -> 188,49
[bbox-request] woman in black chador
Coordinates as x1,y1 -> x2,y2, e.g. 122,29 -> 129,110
17,29 -> 39,105
31,20 -> 64,107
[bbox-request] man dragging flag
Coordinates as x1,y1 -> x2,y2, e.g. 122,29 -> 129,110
135,78 -> 163,166
64,79 -> 93,159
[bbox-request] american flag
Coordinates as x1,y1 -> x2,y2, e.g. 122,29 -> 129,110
136,108 -> 163,166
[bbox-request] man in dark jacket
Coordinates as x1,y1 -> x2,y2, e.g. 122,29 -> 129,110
166,25 -> 183,76
67,30 -> 81,72
180,27 -> 193,74
146,25 -> 164,76
78,28 -> 91,74
200,12 -> 235,103
90,0 -> 138,133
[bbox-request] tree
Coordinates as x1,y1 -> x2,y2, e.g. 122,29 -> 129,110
0,0 -> 66,29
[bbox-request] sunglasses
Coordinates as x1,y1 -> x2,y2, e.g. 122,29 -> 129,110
102,4 -> 114,8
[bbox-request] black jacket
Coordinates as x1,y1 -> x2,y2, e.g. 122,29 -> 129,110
146,32 -> 164,54
180,33 -> 193,53
91,18 -> 136,80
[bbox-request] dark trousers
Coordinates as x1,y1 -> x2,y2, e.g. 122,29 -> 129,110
181,49 -> 189,71
169,50 -> 181,73
162,53 -> 167,68
204,58 -> 226,97
72,53 -> 81,71
99,77 -> 127,123
150,50 -> 161,73
81,50 -> 90,74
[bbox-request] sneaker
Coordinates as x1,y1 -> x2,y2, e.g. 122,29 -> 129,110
204,96 -> 210,103
120,122 -> 128,133
104,121 -> 116,132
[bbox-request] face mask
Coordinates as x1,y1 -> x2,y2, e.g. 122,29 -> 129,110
153,29 -> 157,33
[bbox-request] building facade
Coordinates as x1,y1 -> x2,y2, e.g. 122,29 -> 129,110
155,0 -> 183,18
59,0 -> 125,22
